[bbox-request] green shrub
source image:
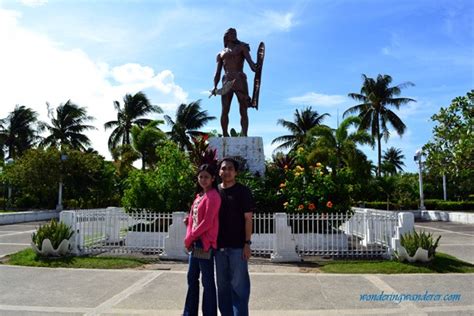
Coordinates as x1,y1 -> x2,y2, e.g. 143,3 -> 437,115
122,141 -> 195,212
31,219 -> 74,251
400,230 -> 441,258
424,199 -> 474,211
237,169 -> 285,213
363,201 -> 394,210
362,200 -> 474,211
4,148 -> 119,209
64,199 -> 80,209
15,194 -> 39,210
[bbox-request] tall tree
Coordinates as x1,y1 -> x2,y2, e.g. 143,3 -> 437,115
423,90 -> 473,199
0,105 -> 42,158
41,100 -> 95,150
164,100 -> 215,151
382,147 -> 405,175
307,116 -> 373,175
271,107 -> 330,152
131,120 -> 166,170
104,92 -> 162,152
345,74 -> 415,176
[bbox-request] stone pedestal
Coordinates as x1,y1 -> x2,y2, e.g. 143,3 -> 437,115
208,137 -> 265,176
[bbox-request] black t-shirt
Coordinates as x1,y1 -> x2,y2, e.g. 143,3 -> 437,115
217,182 -> 256,248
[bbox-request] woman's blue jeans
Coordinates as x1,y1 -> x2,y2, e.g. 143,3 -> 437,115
183,244 -> 217,316
215,248 -> 250,316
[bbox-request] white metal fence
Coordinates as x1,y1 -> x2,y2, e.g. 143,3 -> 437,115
61,207 -> 408,261
73,208 -> 172,255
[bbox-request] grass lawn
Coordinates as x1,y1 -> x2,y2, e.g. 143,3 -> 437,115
3,248 -> 155,269
0,210 -> 15,213
3,249 -> 473,273
320,252 -> 474,273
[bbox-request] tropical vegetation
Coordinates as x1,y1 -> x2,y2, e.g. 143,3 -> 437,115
345,74 -> 415,176
104,92 -> 162,152
0,105 -> 42,159
164,100 -> 215,151
41,100 -> 96,150
271,107 -> 329,152
1,83 -> 472,213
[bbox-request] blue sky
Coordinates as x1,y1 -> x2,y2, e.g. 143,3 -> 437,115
0,0 -> 472,172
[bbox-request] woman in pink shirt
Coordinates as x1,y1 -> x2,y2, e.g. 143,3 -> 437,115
183,164 -> 221,316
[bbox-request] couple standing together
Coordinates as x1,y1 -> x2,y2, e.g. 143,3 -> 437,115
183,157 -> 255,316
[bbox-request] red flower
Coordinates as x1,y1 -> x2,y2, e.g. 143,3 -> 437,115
326,201 -> 333,208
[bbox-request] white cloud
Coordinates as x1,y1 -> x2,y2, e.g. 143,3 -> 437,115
395,100 -> 427,120
262,11 -> 295,32
288,92 -> 348,107
111,63 -> 155,84
20,0 -> 47,7
239,10 -> 297,37
0,8 -> 187,159
381,33 -> 401,57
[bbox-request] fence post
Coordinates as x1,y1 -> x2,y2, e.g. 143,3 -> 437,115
391,212 -> 415,255
271,213 -> 301,262
362,209 -> 374,247
105,207 -> 122,243
59,210 -> 79,255
161,212 -> 188,261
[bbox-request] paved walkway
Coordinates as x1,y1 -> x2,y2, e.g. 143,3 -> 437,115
0,221 -> 39,258
0,221 -> 473,315
415,221 -> 474,264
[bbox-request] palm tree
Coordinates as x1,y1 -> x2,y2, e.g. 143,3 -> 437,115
272,152 -> 296,171
344,74 -> 415,176
41,100 -> 96,150
382,147 -> 406,175
307,116 -> 373,175
164,100 -> 215,151
131,120 -> 166,170
0,105 -> 42,158
271,107 -> 330,152
104,92 -> 162,152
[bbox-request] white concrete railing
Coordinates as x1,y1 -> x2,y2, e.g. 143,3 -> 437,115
421,210 -> 474,224
0,210 -> 59,224
60,207 -> 414,261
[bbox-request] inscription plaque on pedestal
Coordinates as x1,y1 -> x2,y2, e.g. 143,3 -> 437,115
208,137 -> 265,176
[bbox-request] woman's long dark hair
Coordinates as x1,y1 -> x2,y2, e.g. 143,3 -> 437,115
195,163 -> 218,194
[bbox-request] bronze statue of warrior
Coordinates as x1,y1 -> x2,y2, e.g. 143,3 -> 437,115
211,28 -> 259,137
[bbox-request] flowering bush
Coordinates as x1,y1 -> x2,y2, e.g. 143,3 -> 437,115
278,147 -> 350,213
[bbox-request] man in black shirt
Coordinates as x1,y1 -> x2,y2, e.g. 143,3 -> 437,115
215,157 -> 255,316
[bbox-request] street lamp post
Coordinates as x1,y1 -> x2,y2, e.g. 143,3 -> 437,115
5,158 -> 14,209
414,149 -> 426,210
56,154 -> 68,212
442,173 -> 447,201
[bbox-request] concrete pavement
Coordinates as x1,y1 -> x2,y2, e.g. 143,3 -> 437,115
0,264 -> 473,315
0,221 -> 473,315
0,221 -> 39,258
415,221 -> 474,264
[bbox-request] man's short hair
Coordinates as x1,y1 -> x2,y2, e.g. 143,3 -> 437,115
218,157 -> 240,171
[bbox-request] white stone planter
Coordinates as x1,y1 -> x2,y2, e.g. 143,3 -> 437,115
31,239 -> 71,257
396,246 -> 433,263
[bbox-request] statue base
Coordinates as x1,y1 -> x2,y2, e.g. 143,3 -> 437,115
208,137 -> 265,176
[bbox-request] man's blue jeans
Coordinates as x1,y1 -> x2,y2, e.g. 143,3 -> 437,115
183,246 -> 217,316
215,248 -> 250,316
